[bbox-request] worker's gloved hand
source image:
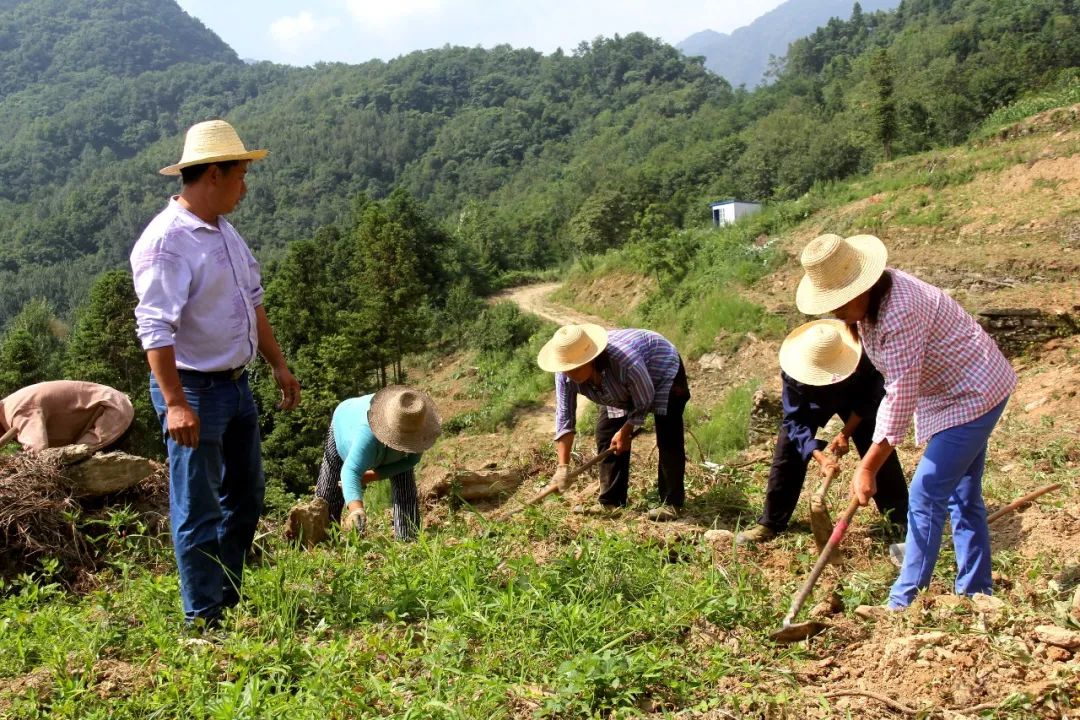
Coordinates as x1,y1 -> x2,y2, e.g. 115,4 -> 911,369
341,507 -> 366,535
552,464 -> 571,493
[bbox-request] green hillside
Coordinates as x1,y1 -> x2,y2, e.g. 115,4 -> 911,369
1,1 -> 1079,716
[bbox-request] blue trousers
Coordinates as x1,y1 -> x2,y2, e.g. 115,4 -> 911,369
151,370 -> 264,623
888,397 -> 1009,608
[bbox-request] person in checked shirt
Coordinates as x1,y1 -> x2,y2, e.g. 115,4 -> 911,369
537,324 -> 690,521
796,233 -> 1016,610
131,120 -> 301,629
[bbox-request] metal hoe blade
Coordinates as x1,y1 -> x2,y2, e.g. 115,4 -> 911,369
769,619 -> 827,643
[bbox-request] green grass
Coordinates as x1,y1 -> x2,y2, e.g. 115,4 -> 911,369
976,72 -> 1080,138
3,422 -> 1078,717
0,510 -> 799,719
685,383 -> 757,464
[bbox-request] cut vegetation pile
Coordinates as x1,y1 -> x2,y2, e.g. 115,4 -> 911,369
0,452 -> 167,582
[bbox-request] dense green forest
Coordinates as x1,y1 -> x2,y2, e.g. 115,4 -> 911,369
1,0 -> 1078,499
2,0 -> 1078,324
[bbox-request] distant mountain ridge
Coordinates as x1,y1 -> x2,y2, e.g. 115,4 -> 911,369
678,0 -> 899,88
0,0 -> 238,96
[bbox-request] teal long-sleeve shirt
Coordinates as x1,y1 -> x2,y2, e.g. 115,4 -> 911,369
333,395 -> 421,506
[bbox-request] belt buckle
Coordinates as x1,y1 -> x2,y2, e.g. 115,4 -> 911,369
230,366 -> 246,380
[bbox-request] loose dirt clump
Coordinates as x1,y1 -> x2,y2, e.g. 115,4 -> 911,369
805,612 -> 1080,717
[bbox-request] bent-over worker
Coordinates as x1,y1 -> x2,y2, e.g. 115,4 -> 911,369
538,324 -> 690,521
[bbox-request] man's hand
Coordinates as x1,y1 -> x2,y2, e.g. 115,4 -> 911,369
342,506 -> 366,534
361,470 -> 378,487
827,431 -> 850,458
814,450 -> 839,479
166,402 -> 200,448
272,364 -> 301,411
610,425 -> 633,455
851,464 -> 878,507
552,464 -> 571,493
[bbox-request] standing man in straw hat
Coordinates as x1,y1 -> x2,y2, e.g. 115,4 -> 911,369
312,385 -> 441,540
537,324 -> 690,521
131,119 -> 302,629
735,320 -> 908,545
795,233 -> 1015,611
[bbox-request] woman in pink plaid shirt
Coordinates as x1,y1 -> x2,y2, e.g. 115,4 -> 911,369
796,234 -> 1016,610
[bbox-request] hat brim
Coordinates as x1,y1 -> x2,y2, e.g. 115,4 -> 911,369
536,324 -> 609,373
778,319 -> 862,386
367,386 -> 442,453
159,149 -> 269,176
795,234 -> 887,315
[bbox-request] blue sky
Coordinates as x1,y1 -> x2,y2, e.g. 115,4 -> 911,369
174,0 -> 786,66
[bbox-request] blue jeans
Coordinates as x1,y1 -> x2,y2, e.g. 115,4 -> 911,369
150,370 -> 264,623
889,397 -> 1009,608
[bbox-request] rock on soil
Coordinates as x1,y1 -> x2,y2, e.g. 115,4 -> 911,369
1033,625 -> 1080,650
63,452 -> 159,496
420,467 -> 524,502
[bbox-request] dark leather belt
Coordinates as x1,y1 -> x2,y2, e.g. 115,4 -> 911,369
179,366 -> 247,381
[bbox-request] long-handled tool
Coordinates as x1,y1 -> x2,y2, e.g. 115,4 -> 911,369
507,428 -> 644,516
771,496 -> 861,644
809,464 -> 840,552
987,482 -> 1062,523
775,482 -> 1065,643
889,482 -> 1063,567
0,426 -> 17,451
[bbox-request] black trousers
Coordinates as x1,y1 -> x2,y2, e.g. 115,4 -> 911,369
596,361 -> 690,507
758,410 -> 908,531
313,427 -> 421,541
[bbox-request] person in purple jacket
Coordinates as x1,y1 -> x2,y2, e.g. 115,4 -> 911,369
538,324 -> 690,521
131,120 -> 301,629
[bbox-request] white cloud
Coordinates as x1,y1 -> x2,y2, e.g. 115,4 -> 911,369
343,0 -> 445,30
268,10 -> 335,54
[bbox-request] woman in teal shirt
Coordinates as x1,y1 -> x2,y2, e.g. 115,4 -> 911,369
314,385 -> 441,540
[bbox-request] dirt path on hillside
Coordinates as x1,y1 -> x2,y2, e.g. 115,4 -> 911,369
492,282 -> 608,327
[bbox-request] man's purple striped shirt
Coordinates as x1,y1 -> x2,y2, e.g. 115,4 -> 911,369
554,329 -> 682,440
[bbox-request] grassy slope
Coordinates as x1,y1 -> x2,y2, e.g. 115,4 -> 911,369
3,111 -> 1080,718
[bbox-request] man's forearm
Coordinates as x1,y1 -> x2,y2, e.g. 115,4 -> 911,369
255,306 -> 288,369
146,346 -> 188,408
840,412 -> 862,438
860,439 -> 895,475
556,433 -> 574,465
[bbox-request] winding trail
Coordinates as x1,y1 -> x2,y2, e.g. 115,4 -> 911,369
492,282 -> 607,327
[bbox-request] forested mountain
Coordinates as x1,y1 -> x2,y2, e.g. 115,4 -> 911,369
0,0 -> 237,95
677,0 -> 900,88
1,0 -> 1078,327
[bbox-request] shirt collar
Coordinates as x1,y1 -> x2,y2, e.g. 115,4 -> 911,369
168,196 -> 220,233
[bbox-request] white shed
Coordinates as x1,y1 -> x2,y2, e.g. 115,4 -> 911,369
710,199 -> 762,227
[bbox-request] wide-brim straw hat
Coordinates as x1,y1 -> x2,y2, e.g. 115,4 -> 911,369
367,385 -> 442,454
537,324 -> 609,373
796,233 -> 888,315
159,119 -> 268,176
778,319 -> 862,386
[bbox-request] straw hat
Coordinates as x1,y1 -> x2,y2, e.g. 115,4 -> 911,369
778,319 -> 862,386
796,233 -> 888,315
367,386 -> 442,454
537,324 -> 609,373
159,120 -> 268,176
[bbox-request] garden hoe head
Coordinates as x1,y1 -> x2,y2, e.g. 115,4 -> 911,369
770,496 -> 861,644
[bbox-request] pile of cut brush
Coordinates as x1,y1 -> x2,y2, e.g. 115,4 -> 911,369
0,451 -> 167,584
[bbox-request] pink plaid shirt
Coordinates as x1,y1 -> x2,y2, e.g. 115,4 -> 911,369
859,270 -> 1016,446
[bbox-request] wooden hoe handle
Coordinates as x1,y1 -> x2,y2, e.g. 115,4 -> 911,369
781,497 -> 861,628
